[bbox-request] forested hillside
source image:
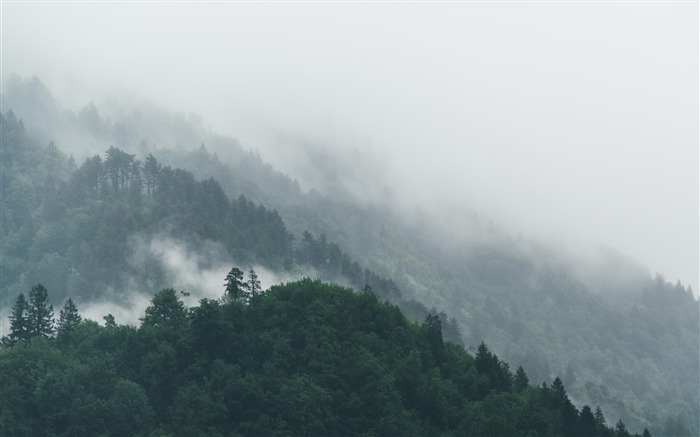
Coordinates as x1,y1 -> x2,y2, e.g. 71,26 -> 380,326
2,278 -> 641,436
1,77 -> 698,435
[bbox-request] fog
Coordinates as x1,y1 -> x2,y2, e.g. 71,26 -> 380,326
0,234 -> 293,333
79,234 -> 293,327
2,2 -> 697,293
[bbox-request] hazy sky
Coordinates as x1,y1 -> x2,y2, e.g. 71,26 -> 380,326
2,2 -> 698,293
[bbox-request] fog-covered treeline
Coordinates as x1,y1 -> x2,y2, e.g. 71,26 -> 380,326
1,79 -> 697,434
1,278 -> 644,437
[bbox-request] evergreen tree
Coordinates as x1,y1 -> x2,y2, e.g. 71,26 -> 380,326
57,298 -> 82,337
104,313 -> 117,328
142,288 -> 187,328
595,405 -> 607,431
143,153 -> 161,197
550,376 -> 568,404
8,293 -> 30,344
475,342 -> 492,374
514,365 -> 529,393
578,405 -> 598,437
224,267 -> 248,302
422,314 -> 445,365
248,268 -> 262,299
27,284 -> 54,339
615,419 -> 630,437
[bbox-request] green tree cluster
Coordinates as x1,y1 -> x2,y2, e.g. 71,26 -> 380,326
1,279 -> 640,437
3,81 -> 698,434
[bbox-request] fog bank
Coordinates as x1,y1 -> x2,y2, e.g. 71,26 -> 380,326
2,2 -> 697,292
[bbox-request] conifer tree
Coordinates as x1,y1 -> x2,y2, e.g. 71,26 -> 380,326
8,293 -> 30,344
550,376 -> 568,404
142,288 -> 187,328
514,365 -> 529,393
248,267 -> 262,299
27,284 -> 54,339
475,342 -> 492,374
57,298 -> 82,337
594,405 -> 607,433
224,267 -> 248,302
578,405 -> 597,437
615,419 -> 630,437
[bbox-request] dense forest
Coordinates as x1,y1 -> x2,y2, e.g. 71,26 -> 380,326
1,77 -> 698,435
2,277 -> 645,436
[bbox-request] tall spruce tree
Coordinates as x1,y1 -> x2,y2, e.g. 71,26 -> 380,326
8,293 -> 30,344
578,405 -> 598,437
594,405 -> 607,434
514,365 -> 529,393
27,284 -> 54,339
57,298 -> 82,337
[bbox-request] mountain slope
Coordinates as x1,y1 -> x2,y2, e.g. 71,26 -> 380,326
1,77 -> 697,435
1,278 -> 630,436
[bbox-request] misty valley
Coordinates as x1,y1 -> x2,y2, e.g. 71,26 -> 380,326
1,77 -> 698,436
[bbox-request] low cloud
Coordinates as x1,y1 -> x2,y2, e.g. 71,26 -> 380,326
77,234 -> 296,327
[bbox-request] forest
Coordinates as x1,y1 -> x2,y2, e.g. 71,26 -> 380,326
1,77 -> 698,435
2,277 -> 646,436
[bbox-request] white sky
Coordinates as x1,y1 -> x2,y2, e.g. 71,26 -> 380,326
2,2 -> 698,293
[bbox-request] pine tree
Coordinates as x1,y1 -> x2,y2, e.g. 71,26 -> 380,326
57,298 -> 82,337
27,284 -> 54,339
578,405 -> 597,437
224,267 -> 248,302
615,419 -> 630,437
514,365 -> 529,393
248,268 -> 262,299
550,376 -> 568,404
8,293 -> 30,344
594,406 -> 607,433
475,342 -> 493,374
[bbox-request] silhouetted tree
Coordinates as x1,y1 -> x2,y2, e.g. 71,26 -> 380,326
595,405 -> 607,433
142,288 -> 187,328
578,405 -> 597,437
8,293 -> 30,344
104,313 -> 117,328
248,268 -> 262,299
514,365 -> 529,393
224,267 -> 248,302
615,419 -> 630,437
57,298 -> 82,337
27,284 -> 54,339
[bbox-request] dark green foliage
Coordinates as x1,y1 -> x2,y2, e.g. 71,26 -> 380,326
579,405 -> 599,437
514,365 -> 529,393
4,85 -> 696,434
142,288 -> 187,329
616,419 -> 631,437
247,267 -> 262,299
56,298 -> 81,337
474,341 -> 513,396
27,284 -> 54,339
1,278 -> 628,436
7,293 -> 30,345
224,267 -> 248,302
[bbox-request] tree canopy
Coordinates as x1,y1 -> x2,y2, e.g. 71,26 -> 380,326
1,278 -> 638,437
